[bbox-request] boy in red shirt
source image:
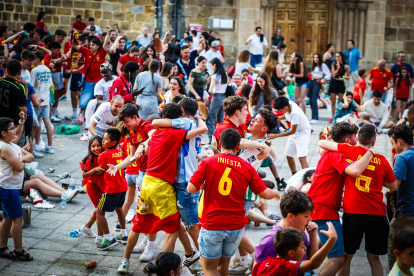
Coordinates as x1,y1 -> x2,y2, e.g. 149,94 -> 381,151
95,128 -> 128,251
352,69 -> 367,105
252,224 -> 337,276
318,124 -> 397,276
188,128 -> 280,276
307,122 -> 380,276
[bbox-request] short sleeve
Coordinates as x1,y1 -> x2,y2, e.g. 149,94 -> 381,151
393,155 -> 408,181
337,101 -> 344,111
118,55 -> 126,64
270,88 -> 278,100
369,68 -> 374,77
99,47 -> 107,57
331,152 -> 352,174
189,159 -> 207,189
190,71 -> 196,78
172,118 -> 190,130
97,153 -> 105,168
79,46 -> 87,56
94,81 -> 103,96
92,104 -> 105,124
143,122 -> 155,133
290,112 -> 300,126
172,129 -> 188,144
248,166 -> 267,195
337,143 -> 352,155
382,157 -> 396,184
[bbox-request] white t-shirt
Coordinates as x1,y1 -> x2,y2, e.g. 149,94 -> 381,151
284,101 -> 311,134
92,102 -> 117,134
30,65 -> 53,106
247,34 -> 268,56
212,73 -> 228,94
206,49 -> 223,75
0,142 -> 23,189
235,62 -> 251,75
21,69 -> 31,85
94,78 -> 114,101
86,25 -> 102,35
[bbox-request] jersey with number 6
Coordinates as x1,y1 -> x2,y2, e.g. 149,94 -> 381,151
338,144 -> 396,216
190,153 -> 267,231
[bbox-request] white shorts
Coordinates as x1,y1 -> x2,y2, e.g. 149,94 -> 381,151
285,131 -> 311,158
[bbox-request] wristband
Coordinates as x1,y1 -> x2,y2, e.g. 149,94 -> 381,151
19,119 -> 25,124
368,149 -> 376,156
129,156 -> 136,163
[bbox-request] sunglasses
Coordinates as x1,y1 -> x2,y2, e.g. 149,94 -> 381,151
7,127 -> 16,131
401,250 -> 414,258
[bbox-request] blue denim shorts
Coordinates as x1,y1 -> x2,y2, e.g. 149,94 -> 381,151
136,171 -> 145,189
0,187 -> 23,220
35,105 -> 50,119
314,219 -> 344,258
175,182 -> 199,226
79,81 -> 97,109
296,82 -> 309,89
198,227 -> 245,259
126,173 -> 140,186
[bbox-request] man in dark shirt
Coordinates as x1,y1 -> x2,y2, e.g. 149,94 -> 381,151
109,35 -> 128,75
0,60 -> 27,125
176,38 -> 206,87
390,51 -> 414,79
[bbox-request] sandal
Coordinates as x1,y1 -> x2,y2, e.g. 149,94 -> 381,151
10,249 -> 33,261
0,247 -> 11,259
78,115 -> 85,125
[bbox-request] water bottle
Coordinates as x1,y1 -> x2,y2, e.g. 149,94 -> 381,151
61,191 -> 67,209
68,177 -> 76,191
70,229 -> 81,237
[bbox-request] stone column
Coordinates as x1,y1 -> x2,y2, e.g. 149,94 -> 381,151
260,0 -> 277,55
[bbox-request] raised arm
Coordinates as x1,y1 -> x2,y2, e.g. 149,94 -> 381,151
2,31 -> 24,45
102,31 -> 110,52
197,37 -> 206,55
110,35 -> 123,54
162,28 -> 169,46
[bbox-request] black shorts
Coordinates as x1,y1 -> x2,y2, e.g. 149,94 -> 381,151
343,213 -> 389,255
397,98 -> 408,102
24,116 -> 33,138
63,71 -> 71,79
70,73 -> 83,92
20,175 -> 31,196
97,191 -> 126,212
354,99 -> 361,105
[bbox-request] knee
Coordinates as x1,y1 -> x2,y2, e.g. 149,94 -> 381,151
337,255 -> 345,267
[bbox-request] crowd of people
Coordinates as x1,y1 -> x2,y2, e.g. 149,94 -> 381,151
0,12 -> 413,276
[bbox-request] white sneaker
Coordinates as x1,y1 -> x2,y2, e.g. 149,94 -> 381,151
139,246 -> 155,262
309,119 -> 319,124
33,150 -> 44,158
42,146 -> 54,154
183,250 -> 200,267
50,116 -> 61,122
55,114 -> 65,120
66,189 -> 79,203
118,259 -> 129,274
95,236 -> 104,245
81,224 -> 96,238
132,238 -> 147,253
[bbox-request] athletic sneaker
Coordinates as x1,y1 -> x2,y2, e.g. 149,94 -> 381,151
114,224 -> 121,232
132,238 -> 147,253
66,189 -> 79,203
116,234 -> 128,244
59,95 -> 67,101
139,246 -> 155,261
34,144 -> 45,152
65,115 -> 77,121
55,114 -> 65,120
277,178 -> 287,191
95,236 -> 104,245
50,116 -> 61,122
309,119 -> 319,124
32,151 -> 43,158
97,237 -> 118,250
118,259 -> 129,274
189,260 -> 203,272
182,250 -> 200,267
42,146 -> 54,154
229,258 -> 248,275
81,224 -> 96,238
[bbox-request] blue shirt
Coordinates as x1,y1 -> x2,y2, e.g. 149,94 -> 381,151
171,117 -> 201,183
344,48 -> 362,72
333,101 -> 357,124
393,148 -> 414,216
25,83 -> 35,116
390,63 -> 414,79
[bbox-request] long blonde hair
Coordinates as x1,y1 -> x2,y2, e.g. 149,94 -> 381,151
262,51 -> 279,79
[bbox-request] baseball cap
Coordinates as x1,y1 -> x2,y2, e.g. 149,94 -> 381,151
211,41 -> 220,48
185,36 -> 193,42
90,26 -> 96,31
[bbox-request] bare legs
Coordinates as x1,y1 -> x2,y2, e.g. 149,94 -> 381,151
294,87 -> 308,114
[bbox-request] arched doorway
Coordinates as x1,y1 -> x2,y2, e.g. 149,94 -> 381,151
274,0 -> 333,65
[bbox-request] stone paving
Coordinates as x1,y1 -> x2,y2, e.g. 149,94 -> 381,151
0,92 -> 393,275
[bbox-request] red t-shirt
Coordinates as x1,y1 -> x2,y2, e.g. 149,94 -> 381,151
252,257 -> 301,276
121,137 -> 140,175
79,46 -> 107,83
63,42 -> 72,71
338,144 -> 396,216
36,21 -> 47,32
189,153 -> 267,231
369,67 -> 393,93
352,78 -> 366,100
43,54 -> 52,68
83,156 -> 105,191
130,120 -> 155,173
52,50 -> 62,73
108,74 -> 133,102
395,78 -> 412,99
308,151 -> 350,221
146,128 -> 188,183
118,54 -> 138,74
214,118 -> 248,149
72,22 -> 87,31
98,148 -> 128,194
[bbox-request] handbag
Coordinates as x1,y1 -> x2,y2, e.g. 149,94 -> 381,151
271,75 -> 286,91
79,51 -> 98,91
224,74 -> 235,98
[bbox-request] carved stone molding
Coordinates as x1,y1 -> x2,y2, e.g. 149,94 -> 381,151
261,0 -> 277,8
335,0 -> 374,10
357,3 -> 369,11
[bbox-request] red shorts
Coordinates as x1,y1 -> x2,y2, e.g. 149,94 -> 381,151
87,181 -> 104,208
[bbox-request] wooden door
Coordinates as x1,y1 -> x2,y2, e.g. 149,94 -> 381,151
274,0 -> 331,66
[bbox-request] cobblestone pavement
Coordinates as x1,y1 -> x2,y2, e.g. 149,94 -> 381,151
0,92 -> 391,275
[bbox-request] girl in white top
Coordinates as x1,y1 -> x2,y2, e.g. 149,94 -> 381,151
164,77 -> 187,104
159,62 -> 173,95
235,50 -> 260,75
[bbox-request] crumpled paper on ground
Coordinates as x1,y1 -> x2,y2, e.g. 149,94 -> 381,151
33,200 -> 55,209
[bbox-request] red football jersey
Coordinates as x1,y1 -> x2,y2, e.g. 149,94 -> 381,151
189,153 -> 267,231
130,120 -> 155,173
79,46 -> 107,83
308,151 -> 350,221
146,128 -> 188,184
252,257 -> 301,276
214,118 -> 248,149
51,50 -> 62,73
98,148 -> 128,193
118,54 -> 138,74
83,156 -> 106,192
108,74 -> 133,102
338,144 -> 396,216
121,137 -> 140,175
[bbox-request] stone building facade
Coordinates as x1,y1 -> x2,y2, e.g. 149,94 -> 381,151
1,0 -> 412,68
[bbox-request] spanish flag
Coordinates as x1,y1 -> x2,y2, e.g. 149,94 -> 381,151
158,93 -> 165,112
133,175 -> 180,234
321,125 -> 329,140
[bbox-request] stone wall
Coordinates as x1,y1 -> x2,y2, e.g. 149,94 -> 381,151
384,0 -> 414,65
1,0 -> 155,43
